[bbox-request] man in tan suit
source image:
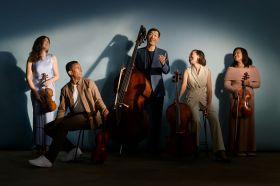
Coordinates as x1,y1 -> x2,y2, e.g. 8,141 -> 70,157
29,61 -> 109,167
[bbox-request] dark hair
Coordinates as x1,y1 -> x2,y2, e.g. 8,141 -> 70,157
66,61 -> 79,72
28,36 -> 50,62
232,47 -> 252,67
147,27 -> 161,38
191,49 -> 206,66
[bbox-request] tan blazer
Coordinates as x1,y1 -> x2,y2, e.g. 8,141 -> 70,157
55,78 -> 107,129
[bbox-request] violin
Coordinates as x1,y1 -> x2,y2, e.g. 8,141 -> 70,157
232,72 -> 252,118
165,69 -> 195,156
40,73 -> 57,113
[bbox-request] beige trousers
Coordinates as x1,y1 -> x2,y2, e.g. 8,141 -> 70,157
187,102 -> 225,152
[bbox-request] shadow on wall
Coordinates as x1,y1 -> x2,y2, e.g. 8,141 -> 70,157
214,53 -> 233,147
84,34 -> 133,106
70,35 -> 133,149
0,52 -> 32,149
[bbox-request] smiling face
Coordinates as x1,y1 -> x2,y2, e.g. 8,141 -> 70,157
147,30 -> 160,47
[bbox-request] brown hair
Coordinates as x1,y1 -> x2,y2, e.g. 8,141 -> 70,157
191,49 -> 206,66
28,36 -> 50,62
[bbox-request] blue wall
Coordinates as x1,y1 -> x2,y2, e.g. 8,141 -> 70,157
0,0 -> 279,150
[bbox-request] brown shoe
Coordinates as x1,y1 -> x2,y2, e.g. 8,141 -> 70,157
215,150 -> 231,162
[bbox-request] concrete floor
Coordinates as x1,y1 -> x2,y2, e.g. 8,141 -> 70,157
1,150 -> 280,186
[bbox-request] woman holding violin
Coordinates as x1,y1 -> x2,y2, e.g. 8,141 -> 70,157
26,36 -> 59,153
224,47 -> 261,156
179,49 -> 229,161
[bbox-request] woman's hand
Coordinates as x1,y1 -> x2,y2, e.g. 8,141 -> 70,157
103,109 -> 110,121
200,105 -> 208,116
233,89 -> 239,98
43,79 -> 51,87
244,79 -> 250,87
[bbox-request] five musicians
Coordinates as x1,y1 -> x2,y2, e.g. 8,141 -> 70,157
27,28 -> 261,167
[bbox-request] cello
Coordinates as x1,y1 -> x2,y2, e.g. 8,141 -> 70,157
166,70 -> 195,156
107,25 -> 152,151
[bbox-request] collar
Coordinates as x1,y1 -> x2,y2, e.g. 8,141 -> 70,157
70,78 -> 82,86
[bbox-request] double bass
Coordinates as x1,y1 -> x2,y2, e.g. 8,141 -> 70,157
166,70 -> 195,156
107,25 -> 152,150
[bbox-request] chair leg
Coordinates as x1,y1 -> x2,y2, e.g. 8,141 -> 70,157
74,129 -> 84,160
119,144 -> 123,155
203,114 -> 209,156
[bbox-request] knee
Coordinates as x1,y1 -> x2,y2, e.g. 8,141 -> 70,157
44,121 -> 58,136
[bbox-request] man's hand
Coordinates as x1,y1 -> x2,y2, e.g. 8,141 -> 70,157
103,109 -> 109,120
159,53 -> 167,66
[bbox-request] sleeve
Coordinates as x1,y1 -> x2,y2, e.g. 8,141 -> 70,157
135,49 -> 143,71
249,67 -> 261,89
224,68 -> 237,94
162,50 -> 170,74
91,81 -> 107,115
55,88 -> 67,124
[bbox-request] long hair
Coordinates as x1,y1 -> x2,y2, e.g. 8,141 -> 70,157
28,36 -> 50,62
191,49 -> 206,66
232,47 -> 252,67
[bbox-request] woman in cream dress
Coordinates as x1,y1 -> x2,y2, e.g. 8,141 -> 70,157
179,49 -> 229,161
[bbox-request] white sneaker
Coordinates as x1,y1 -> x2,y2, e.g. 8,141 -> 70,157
60,147 -> 82,162
28,155 -> 52,168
